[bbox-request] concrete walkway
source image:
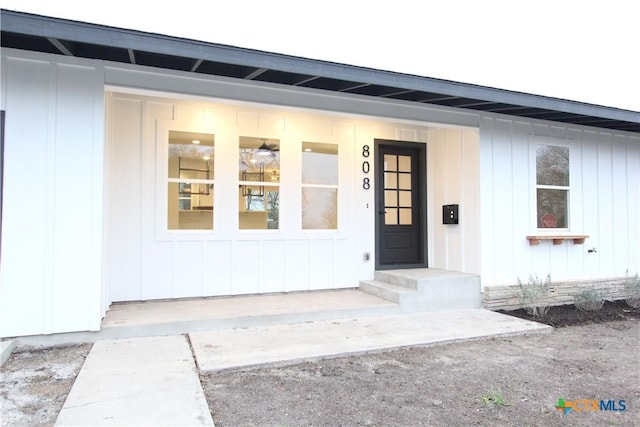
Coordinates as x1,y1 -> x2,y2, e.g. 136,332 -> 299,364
190,308 -> 551,372
55,335 -> 214,426
55,309 -> 550,425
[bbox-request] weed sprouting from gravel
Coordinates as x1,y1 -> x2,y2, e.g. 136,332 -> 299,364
479,388 -> 506,407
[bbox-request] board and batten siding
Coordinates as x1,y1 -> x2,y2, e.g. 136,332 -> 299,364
479,116 -> 640,287
428,127 -> 481,275
105,92 -> 478,302
0,52 -> 105,337
106,93 -> 365,301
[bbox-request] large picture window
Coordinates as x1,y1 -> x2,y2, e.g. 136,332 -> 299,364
167,131 -> 215,230
536,144 -> 569,229
302,142 -> 338,229
239,137 -> 280,229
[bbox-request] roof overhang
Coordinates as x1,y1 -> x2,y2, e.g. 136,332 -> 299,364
2,9 -> 639,134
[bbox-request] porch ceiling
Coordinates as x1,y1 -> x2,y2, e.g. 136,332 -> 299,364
2,9 -> 639,134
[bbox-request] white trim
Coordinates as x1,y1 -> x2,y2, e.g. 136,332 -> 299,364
529,136 -> 572,233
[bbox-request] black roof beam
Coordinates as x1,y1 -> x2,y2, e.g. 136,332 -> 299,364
381,89 -> 415,98
341,83 -> 371,92
293,76 -> 320,86
244,68 -> 268,80
191,58 -> 203,72
47,37 -> 73,56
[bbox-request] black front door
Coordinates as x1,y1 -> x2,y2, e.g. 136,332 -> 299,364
375,140 -> 427,268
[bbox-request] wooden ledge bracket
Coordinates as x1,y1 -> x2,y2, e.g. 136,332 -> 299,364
526,235 -> 589,246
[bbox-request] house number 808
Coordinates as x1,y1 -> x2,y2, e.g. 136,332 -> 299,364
362,145 -> 370,190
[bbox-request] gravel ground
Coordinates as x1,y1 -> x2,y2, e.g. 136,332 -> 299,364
202,319 -> 639,426
1,343 -> 92,426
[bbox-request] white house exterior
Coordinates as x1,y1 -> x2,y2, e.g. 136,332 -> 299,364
1,10 -> 639,338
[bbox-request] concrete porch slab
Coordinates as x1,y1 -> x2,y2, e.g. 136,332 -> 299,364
55,335 -> 213,426
100,289 -> 398,337
190,309 -> 551,373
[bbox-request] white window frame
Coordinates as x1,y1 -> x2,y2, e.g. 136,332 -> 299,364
531,137 -> 572,232
156,119 -> 217,239
301,141 -> 339,231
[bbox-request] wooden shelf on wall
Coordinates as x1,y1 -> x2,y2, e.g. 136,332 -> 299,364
526,235 -> 589,246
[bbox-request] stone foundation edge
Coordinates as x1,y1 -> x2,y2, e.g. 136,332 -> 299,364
482,276 -> 636,311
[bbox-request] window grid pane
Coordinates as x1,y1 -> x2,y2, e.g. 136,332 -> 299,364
167,131 -> 215,230
535,144 -> 570,229
398,155 -> 411,172
384,154 -> 397,172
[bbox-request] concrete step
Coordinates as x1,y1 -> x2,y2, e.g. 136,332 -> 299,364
365,268 -> 482,311
359,280 -> 417,304
375,268 -> 480,290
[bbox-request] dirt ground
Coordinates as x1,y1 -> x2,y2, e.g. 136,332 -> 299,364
1,304 -> 639,426
0,343 -> 92,426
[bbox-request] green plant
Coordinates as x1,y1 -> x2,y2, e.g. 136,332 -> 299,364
574,289 -> 605,312
623,272 -> 640,308
480,388 -> 506,407
517,274 -> 552,317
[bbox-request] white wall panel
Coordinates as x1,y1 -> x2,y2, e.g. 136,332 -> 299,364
510,122 -> 533,277
580,133 -> 601,276
490,119 -> 516,284
444,129 -> 463,271
429,129 -> 446,268
1,52 -> 104,337
565,127 -> 586,276
285,240 -> 310,291
0,58 -> 51,336
233,241 -> 260,294
428,127 -> 481,275
611,138 -> 630,273
478,117 -> 496,286
203,241 -> 233,296
460,128 -> 481,275
627,143 -> 640,274
106,97 -> 143,301
596,136 -> 615,274
172,241 -> 204,298
140,243 -> 173,299
334,239 -> 354,287
52,64 -> 99,332
310,239 -> 334,290
260,240 -> 286,293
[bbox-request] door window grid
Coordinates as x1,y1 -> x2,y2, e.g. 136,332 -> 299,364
384,154 -> 412,225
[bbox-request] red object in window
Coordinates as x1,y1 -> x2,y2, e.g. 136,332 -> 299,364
541,214 -> 558,228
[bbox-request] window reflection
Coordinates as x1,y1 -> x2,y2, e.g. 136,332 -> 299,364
239,137 -> 280,229
302,142 -> 338,230
167,131 -> 214,230
536,144 -> 570,229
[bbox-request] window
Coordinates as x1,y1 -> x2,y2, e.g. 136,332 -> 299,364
167,131 -> 215,230
383,154 -> 412,225
239,137 -> 280,229
536,144 -> 569,229
302,142 -> 338,229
